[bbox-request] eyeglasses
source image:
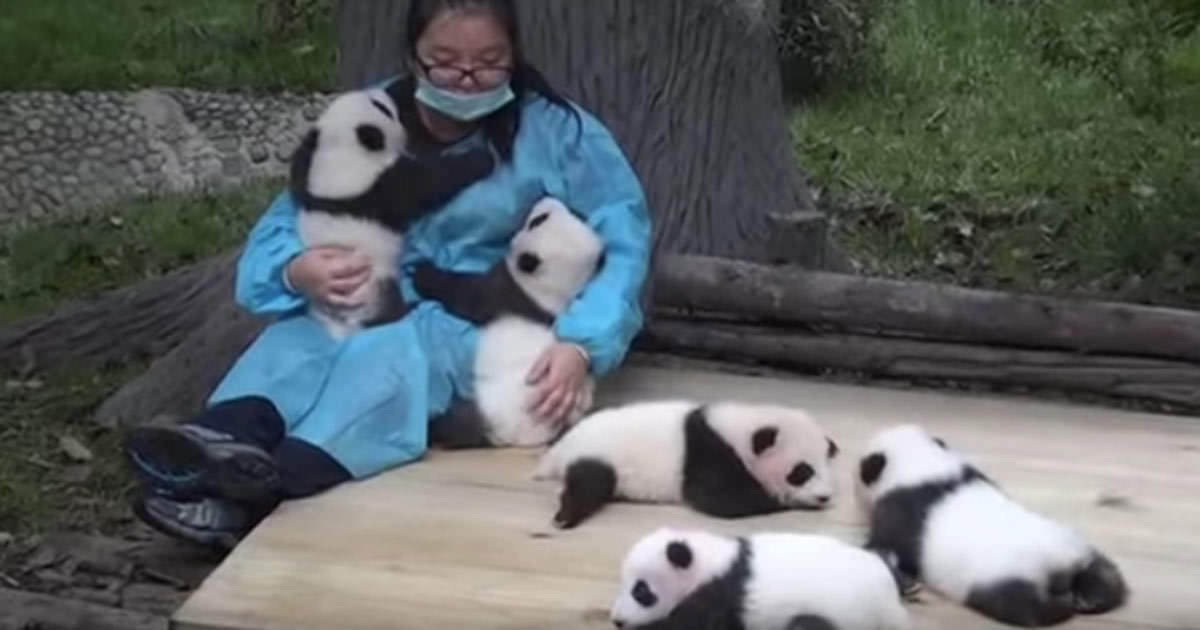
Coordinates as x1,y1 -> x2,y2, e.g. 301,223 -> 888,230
417,59 -> 513,89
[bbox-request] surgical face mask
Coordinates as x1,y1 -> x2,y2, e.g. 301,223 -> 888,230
415,75 -> 515,122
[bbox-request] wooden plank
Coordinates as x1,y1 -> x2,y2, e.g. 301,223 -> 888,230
173,366 -> 1200,630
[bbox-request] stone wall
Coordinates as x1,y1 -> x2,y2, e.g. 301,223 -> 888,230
0,88 -> 332,233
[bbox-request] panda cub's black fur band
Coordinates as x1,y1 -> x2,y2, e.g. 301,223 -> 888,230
427,399 -> 492,450
862,464 -> 987,580
411,261 -> 553,327
289,130 -> 495,234
681,406 -> 788,518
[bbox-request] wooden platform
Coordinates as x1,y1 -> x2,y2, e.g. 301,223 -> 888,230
173,364 -> 1200,630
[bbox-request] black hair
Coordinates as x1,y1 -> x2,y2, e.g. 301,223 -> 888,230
405,0 -> 581,161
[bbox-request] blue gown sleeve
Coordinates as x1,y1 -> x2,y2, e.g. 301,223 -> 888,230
233,189 -> 308,315
551,106 -> 653,376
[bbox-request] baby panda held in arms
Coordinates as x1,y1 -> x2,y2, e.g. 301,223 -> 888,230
412,197 -> 603,448
856,424 -> 1128,627
289,86 -> 494,339
609,527 -> 912,630
533,400 -> 839,529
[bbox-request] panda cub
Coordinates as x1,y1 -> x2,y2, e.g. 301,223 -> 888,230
856,424 -> 1128,627
289,86 -> 494,339
532,399 -> 839,529
609,527 -> 912,630
412,197 -> 604,448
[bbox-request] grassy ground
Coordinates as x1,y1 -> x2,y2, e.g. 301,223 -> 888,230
792,0 -> 1200,307
0,0 -> 335,91
0,181 -> 280,326
0,183 -> 275,538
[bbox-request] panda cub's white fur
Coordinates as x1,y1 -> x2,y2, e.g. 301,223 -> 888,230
533,399 -> 839,529
472,198 -> 603,446
610,526 -> 912,630
856,424 -> 1128,627
294,87 -> 411,340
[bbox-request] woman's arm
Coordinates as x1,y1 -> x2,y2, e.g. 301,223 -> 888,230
550,106 -> 653,376
233,190 -> 308,315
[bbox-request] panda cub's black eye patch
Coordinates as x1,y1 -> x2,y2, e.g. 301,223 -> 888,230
369,98 -> 396,120
527,212 -> 549,230
632,580 -> 657,607
787,462 -> 814,486
517,252 -> 541,273
356,124 -> 386,152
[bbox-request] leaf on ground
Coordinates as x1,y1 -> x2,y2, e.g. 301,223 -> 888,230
59,435 -> 94,462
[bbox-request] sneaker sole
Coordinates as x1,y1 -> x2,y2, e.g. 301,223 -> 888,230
131,497 -> 241,552
125,425 -> 280,503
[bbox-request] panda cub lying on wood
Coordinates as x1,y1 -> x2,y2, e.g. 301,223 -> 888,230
289,86 -> 495,339
412,197 -> 605,449
856,424 -> 1129,628
609,526 -> 913,630
533,399 -> 840,529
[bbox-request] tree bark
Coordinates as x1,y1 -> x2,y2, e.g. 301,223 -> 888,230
638,317 -> 1200,410
655,254 -> 1200,363
0,250 -> 240,375
0,587 -> 167,630
335,0 -> 829,266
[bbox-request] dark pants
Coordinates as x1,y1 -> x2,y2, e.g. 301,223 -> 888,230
190,396 -> 352,501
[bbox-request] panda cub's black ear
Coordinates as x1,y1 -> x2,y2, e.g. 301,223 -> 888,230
356,124 -> 386,152
826,437 -> 840,458
666,541 -> 692,569
859,452 -> 886,486
751,426 -> 778,456
527,212 -> 550,230
933,437 -> 948,449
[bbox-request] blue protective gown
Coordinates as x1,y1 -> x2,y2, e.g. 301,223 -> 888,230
207,85 -> 653,479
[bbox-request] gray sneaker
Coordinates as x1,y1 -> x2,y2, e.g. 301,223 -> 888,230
132,493 -> 263,551
125,423 -> 280,502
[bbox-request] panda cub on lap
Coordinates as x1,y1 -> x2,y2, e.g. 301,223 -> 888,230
412,197 -> 604,449
533,399 -> 839,529
610,526 -> 912,630
289,86 -> 494,339
856,424 -> 1128,628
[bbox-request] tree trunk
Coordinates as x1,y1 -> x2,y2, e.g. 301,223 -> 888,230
638,317 -> 1200,411
655,254 -> 1200,363
0,250 -> 240,374
336,0 -> 831,266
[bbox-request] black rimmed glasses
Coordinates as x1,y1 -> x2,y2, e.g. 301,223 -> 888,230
416,59 -> 513,89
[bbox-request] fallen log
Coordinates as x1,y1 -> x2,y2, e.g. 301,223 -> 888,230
0,587 -> 167,630
655,254 -> 1200,363
636,317 -> 1200,410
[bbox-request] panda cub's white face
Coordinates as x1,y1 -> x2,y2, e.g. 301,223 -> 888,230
307,87 -> 409,200
505,197 -> 605,316
854,423 -> 966,510
610,527 -> 739,628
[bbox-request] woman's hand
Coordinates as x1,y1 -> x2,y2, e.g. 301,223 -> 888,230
285,246 -> 372,308
526,342 -> 590,427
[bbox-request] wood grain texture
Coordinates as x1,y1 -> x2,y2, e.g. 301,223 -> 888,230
0,249 -> 241,374
173,365 -> 1200,630
638,317 -> 1200,409
655,253 -> 1200,363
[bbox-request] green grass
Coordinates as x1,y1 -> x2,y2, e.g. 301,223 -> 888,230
0,0 -> 335,91
0,181 -> 279,537
793,0 -> 1200,305
0,361 -> 148,537
0,180 -> 279,325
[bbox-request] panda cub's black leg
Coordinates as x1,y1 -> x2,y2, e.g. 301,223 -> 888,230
553,458 -> 617,529
428,399 -> 492,450
965,578 -> 1074,627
